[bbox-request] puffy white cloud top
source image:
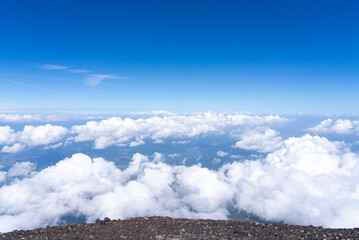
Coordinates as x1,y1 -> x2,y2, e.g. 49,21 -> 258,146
307,119 -> 359,135
0,113 -> 286,153
0,114 -> 41,122
1,124 -> 69,153
0,126 -> 16,145
233,128 -> 283,153
71,113 -> 287,149
216,151 -> 228,157
1,134 -> 359,232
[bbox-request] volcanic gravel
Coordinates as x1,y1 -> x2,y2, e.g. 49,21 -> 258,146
1,216 -> 359,240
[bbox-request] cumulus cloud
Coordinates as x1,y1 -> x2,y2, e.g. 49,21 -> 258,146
0,153 -> 232,232
225,134 -> 359,228
1,143 -> 26,153
7,162 -> 36,177
307,119 -> 359,135
41,64 -> 70,70
0,114 -> 41,122
129,140 -> 145,147
43,142 -> 63,150
0,113 -> 287,153
212,158 -> 221,164
18,124 -> 68,146
168,153 -> 180,158
216,151 -> 228,157
1,134 -> 359,231
0,126 -> 16,145
0,124 -> 69,153
154,139 -> 164,144
71,113 -> 287,149
233,128 -> 283,153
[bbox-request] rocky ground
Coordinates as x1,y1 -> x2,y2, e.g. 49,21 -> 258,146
1,216 -> 359,240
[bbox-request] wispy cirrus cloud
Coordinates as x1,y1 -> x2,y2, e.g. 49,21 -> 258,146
66,69 -> 92,73
41,64 -> 71,70
84,74 -> 116,87
5,79 -> 40,89
36,64 -> 127,87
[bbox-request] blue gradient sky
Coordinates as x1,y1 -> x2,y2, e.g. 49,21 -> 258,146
1,0 -> 359,114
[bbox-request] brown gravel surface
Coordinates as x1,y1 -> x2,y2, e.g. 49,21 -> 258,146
1,216 -> 359,240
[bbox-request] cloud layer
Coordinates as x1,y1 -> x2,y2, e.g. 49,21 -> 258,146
1,134 -> 359,232
0,113 -> 287,153
71,113 -> 287,149
308,119 -> 359,135
0,114 -> 41,122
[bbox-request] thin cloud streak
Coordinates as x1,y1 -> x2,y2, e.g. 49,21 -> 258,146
5,79 -> 40,89
84,74 -> 129,87
66,69 -> 92,73
41,64 -> 70,70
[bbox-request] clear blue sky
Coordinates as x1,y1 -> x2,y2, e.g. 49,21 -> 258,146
1,0 -> 359,114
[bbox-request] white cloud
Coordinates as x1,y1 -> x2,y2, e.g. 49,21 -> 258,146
129,140 -> 145,147
0,172 -> 5,183
0,113 -> 287,153
212,158 -> 221,164
17,124 -> 69,147
233,128 -> 283,153
0,126 -> 16,145
41,64 -> 70,70
7,162 -> 35,177
43,142 -> 63,150
1,135 -> 359,232
1,143 -> 26,153
71,113 -> 287,149
169,153 -> 180,158
66,69 -> 91,73
216,151 -> 228,157
307,119 -> 359,135
84,74 -> 115,87
154,139 -> 164,144
172,140 -> 190,144
225,134 -> 359,228
0,153 -> 232,232
229,155 -> 241,159
0,114 -> 41,122
0,124 -> 69,152
151,110 -> 172,115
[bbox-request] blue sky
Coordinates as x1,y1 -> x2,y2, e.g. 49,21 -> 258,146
1,0 -> 359,114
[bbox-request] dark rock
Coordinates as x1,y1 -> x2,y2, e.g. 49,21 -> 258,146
1,216 -> 359,240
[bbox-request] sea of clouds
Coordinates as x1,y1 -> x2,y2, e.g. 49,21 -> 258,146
1,113 -> 359,232
0,113 -> 287,153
